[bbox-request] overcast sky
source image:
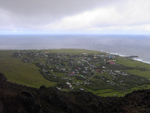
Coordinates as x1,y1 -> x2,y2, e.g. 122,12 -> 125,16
0,0 -> 150,34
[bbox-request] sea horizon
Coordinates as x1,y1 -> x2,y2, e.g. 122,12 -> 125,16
0,34 -> 150,64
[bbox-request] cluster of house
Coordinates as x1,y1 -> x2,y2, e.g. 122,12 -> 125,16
12,51 -> 23,57
108,70 -> 128,76
13,51 -> 125,91
11,50 -> 150,96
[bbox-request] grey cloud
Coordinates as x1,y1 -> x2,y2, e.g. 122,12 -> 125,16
2,0 -> 146,33
0,0 -> 118,30
0,0 -> 118,20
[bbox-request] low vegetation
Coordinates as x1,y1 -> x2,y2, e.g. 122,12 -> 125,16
1,49 -> 150,97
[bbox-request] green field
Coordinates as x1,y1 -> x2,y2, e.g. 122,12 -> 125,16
117,58 -> 150,78
1,49 -> 150,97
0,49 -> 102,88
0,50 -> 56,88
43,49 -> 105,54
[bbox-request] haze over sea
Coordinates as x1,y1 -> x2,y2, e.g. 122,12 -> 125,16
0,35 -> 150,64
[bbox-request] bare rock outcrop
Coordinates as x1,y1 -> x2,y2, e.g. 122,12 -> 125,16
0,73 -> 7,82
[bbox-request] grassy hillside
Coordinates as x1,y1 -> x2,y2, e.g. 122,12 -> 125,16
39,48 -> 104,54
117,58 -> 150,78
0,50 -> 56,88
0,49 -> 103,88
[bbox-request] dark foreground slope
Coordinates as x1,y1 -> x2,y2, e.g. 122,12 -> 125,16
0,73 -> 150,113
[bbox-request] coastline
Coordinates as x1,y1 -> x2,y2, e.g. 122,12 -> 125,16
107,51 -> 150,65
1,48 -> 150,65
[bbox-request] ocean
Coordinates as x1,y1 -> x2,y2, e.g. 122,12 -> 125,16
0,34 -> 150,64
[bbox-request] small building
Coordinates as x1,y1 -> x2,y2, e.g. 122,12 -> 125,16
83,53 -> 88,55
106,61 -> 116,64
108,55 -> 115,58
96,69 -> 100,72
80,75 -> 84,77
56,87 -> 61,90
79,88 -> 85,91
61,77 -> 68,80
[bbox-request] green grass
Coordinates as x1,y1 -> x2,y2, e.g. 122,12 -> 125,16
0,50 -> 56,88
117,58 -> 150,79
117,58 -> 150,69
83,86 -> 125,97
54,72 -> 65,77
42,49 -> 104,54
0,49 -> 103,88
98,91 -> 125,97
72,76 -> 84,83
128,70 -> 150,78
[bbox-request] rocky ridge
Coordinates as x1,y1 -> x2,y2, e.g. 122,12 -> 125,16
0,72 -> 150,113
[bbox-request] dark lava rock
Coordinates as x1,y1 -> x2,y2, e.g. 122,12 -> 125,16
0,100 -> 3,113
0,73 -> 7,82
1,72 -> 150,113
17,91 -> 42,113
39,85 -> 46,90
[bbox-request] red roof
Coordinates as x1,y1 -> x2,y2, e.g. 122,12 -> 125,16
96,69 -> 100,71
107,61 -> 116,64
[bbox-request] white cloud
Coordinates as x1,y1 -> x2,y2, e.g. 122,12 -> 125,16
0,0 -> 150,34
45,0 -> 150,34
